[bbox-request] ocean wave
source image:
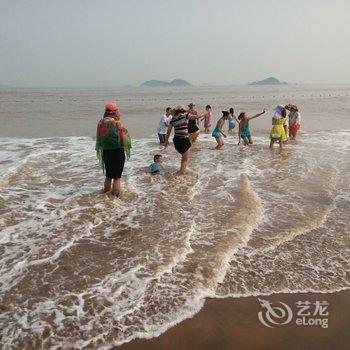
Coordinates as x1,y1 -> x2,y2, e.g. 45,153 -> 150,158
0,133 -> 349,348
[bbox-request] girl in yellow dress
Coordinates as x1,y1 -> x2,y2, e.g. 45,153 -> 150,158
269,105 -> 288,149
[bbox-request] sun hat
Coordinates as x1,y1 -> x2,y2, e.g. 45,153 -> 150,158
274,105 -> 285,113
105,102 -> 119,111
273,105 -> 285,118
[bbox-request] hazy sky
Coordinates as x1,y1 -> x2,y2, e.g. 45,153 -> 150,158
1,0 -> 350,87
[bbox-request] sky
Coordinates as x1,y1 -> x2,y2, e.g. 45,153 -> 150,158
1,0 -> 350,87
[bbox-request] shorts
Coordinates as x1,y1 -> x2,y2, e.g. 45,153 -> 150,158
158,133 -> 166,143
212,128 -> 222,139
103,148 -> 125,179
204,116 -> 211,128
173,136 -> 191,154
290,123 -> 300,133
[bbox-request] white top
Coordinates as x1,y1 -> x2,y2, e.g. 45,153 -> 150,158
157,114 -> 171,134
289,111 -> 301,125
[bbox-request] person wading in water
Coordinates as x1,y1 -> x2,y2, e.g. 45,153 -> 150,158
164,105 -> 202,175
95,102 -> 131,197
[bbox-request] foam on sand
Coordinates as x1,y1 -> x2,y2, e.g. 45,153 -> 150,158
0,131 -> 349,348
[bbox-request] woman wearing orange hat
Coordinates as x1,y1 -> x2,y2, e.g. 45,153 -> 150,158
95,103 -> 131,197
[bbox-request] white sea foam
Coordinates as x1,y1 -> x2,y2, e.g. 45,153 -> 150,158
0,130 -> 349,348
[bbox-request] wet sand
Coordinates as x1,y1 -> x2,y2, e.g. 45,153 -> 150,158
117,290 -> 350,350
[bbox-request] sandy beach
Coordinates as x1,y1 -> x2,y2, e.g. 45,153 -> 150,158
118,290 -> 350,350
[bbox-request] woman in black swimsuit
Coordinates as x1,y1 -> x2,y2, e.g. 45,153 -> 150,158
187,103 -> 200,144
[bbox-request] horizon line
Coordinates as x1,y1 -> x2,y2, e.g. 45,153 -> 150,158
2,82 -> 350,89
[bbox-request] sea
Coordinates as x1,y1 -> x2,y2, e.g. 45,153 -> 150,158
0,85 -> 349,349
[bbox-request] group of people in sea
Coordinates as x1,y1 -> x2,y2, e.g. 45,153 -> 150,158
96,102 -> 301,196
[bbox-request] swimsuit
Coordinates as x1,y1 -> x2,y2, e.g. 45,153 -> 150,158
228,116 -> 236,130
212,128 -> 222,139
204,112 -> 212,128
240,123 -> 251,139
188,119 -> 199,133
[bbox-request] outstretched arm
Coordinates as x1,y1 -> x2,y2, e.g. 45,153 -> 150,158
164,124 -> 173,147
248,109 -> 266,120
199,112 -> 207,121
188,113 -> 202,121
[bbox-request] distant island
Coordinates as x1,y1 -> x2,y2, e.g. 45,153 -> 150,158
140,79 -> 192,88
249,77 -> 288,85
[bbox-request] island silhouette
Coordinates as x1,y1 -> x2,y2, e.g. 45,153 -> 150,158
249,77 -> 288,85
140,79 -> 192,88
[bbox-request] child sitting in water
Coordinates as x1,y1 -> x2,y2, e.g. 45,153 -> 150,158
149,154 -> 164,175
149,154 -> 164,183
269,105 -> 288,149
238,109 -> 266,145
228,107 -> 239,134
212,111 -> 229,149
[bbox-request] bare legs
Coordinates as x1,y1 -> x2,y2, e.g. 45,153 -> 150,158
104,177 -> 122,197
215,137 -> 224,150
289,131 -> 297,140
269,138 -> 283,149
112,178 -> 122,196
188,131 -> 200,144
242,137 -> 253,146
104,178 -> 112,193
177,149 -> 190,175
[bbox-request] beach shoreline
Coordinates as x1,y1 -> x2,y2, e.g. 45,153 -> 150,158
117,290 -> 350,350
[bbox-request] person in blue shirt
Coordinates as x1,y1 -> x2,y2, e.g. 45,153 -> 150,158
149,154 -> 164,175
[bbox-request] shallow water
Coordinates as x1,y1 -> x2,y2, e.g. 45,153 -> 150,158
0,86 -> 349,348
